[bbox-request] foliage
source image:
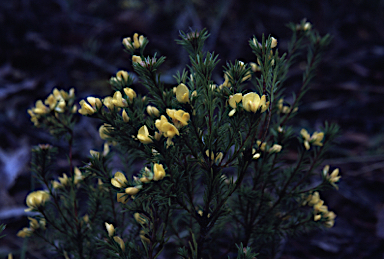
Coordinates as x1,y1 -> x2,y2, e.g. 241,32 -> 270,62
21,21 -> 340,259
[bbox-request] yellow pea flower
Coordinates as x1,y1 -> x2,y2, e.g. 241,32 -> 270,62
123,87 -> 136,101
125,187 -> 140,196
228,93 -> 243,109
122,109 -> 130,122
25,190 -> 50,212
166,109 -> 190,128
58,173 -> 69,186
155,115 -> 179,139
175,83 -> 189,103
111,172 -> 128,188
137,125 -> 153,144
147,105 -> 160,117
99,124 -> 111,140
140,230 -> 150,243
220,73 -> 231,88
132,55 -> 142,63
103,96 -> 115,110
113,236 -> 125,251
153,163 -> 166,181
117,193 -> 129,204
112,91 -> 128,108
105,222 -> 115,237
271,37 -> 278,48
134,213 -> 147,225
32,100 -> 50,114
242,92 -> 262,113
132,33 -> 142,49
116,70 -> 129,83
323,165 -> 341,189
17,227 -> 33,238
28,217 -> 40,230
300,129 -> 324,150
269,144 -> 282,153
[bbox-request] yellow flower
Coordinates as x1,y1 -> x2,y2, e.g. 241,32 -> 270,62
250,62 -> 261,72
103,96 -> 115,110
132,33 -> 143,49
99,123 -> 111,140
303,22 -> 312,31
32,100 -> 50,114
113,236 -> 125,251
74,167 -> 83,184
134,213 -> 147,225
228,109 -> 236,117
155,115 -> 179,139
269,144 -> 282,153
300,129 -> 324,150
112,91 -> 128,108
228,93 -> 243,109
116,70 -> 129,83
166,109 -> 190,128
242,92 -> 265,113
175,83 -> 189,103
140,230 -> 150,243
111,172 -> 128,188
17,227 -> 33,238
215,152 -> 223,164
313,201 -> 328,213
105,222 -> 115,237
256,140 -> 267,151
122,109 -> 130,122
228,93 -> 242,116
78,97 -> 102,115
52,180 -> 61,189
252,151 -> 261,160
132,55 -> 142,63
117,193 -> 129,204
153,163 -> 166,181
28,217 -> 40,230
323,165 -> 341,189
314,214 -> 321,221
271,37 -> 278,48
122,37 -> 133,50
78,100 -> 95,115
137,125 -> 153,144
25,190 -> 50,212
125,187 -> 140,195
147,105 -> 160,117
58,173 -> 69,186
123,87 -> 136,101
306,191 -> 320,206
259,95 -> 269,113
220,73 -> 231,88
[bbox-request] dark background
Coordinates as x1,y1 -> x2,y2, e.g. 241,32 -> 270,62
1,0 -> 384,258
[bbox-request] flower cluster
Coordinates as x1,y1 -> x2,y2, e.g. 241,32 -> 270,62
52,167 -> 84,189
111,163 -> 167,201
23,25 -> 337,258
303,191 -> 337,228
16,217 -> 46,238
323,165 -> 341,189
228,92 -> 269,116
27,88 -> 76,126
105,223 -> 125,252
122,33 -> 147,51
300,129 -> 324,150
